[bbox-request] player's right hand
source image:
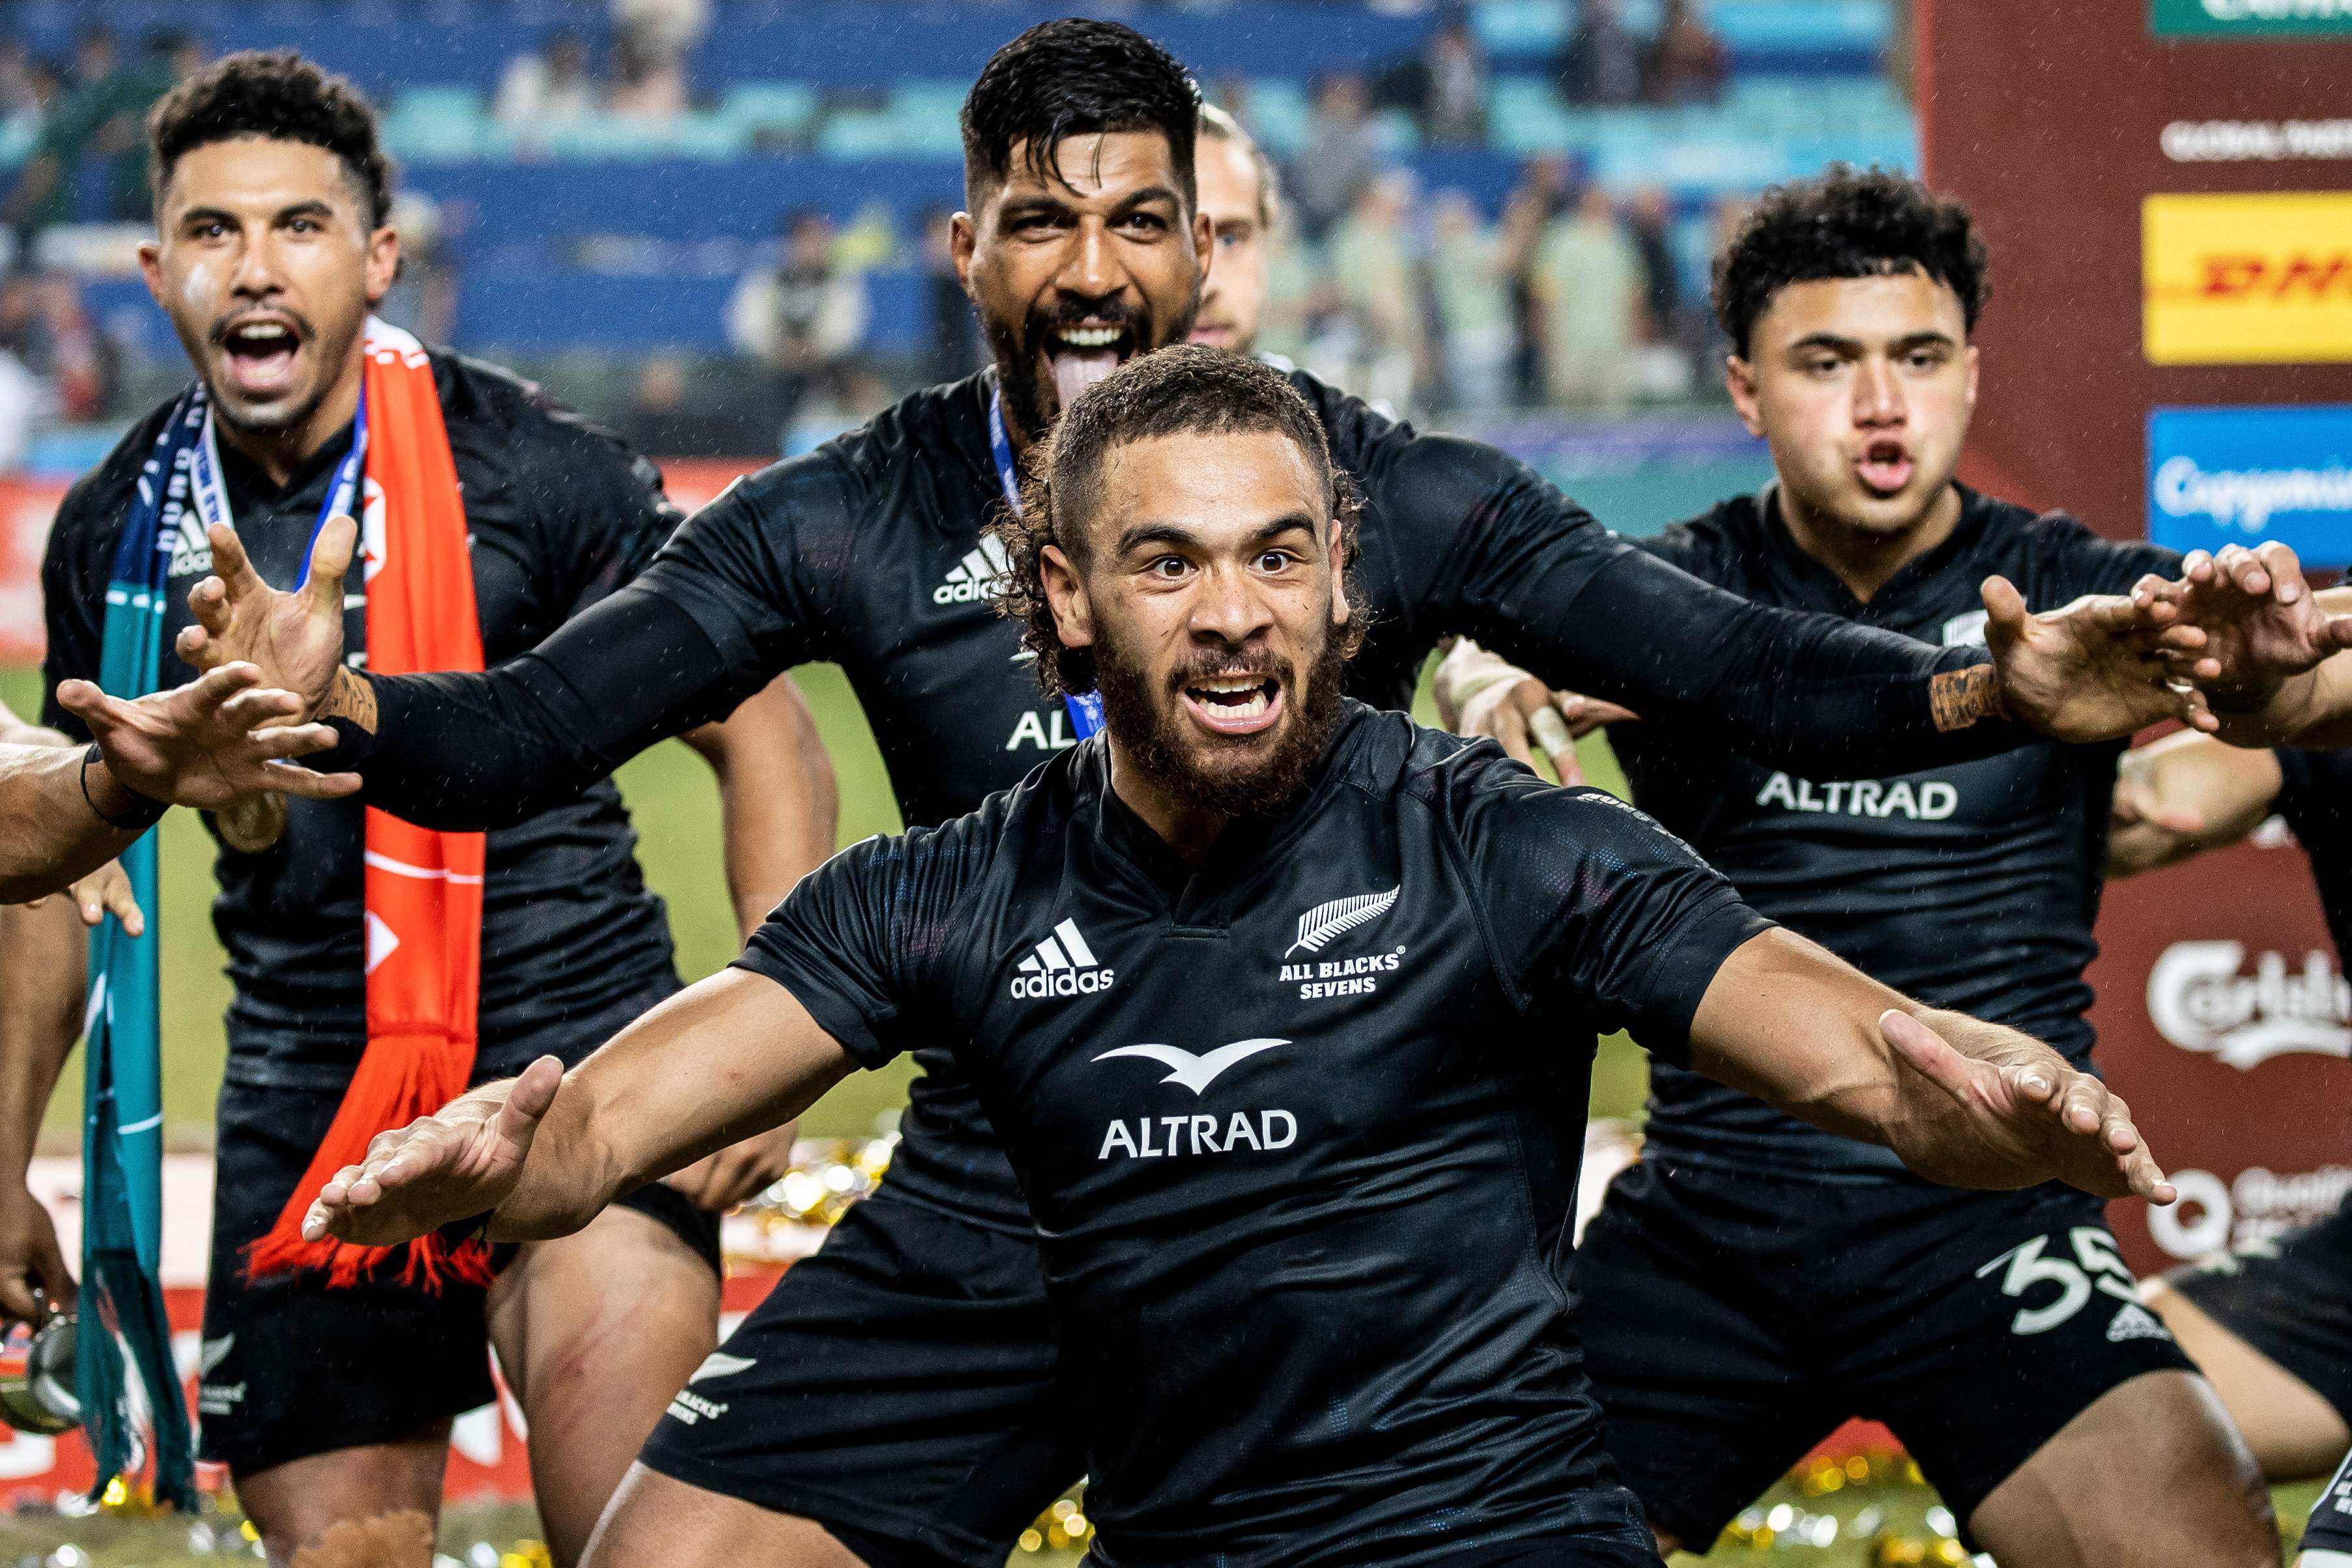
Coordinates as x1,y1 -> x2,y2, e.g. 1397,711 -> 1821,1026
1879,1009 -> 2173,1203
302,1055 -> 564,1248
57,662 -> 362,809
0,1182 -> 73,1328
175,516 -> 355,724
1433,642 -> 1636,787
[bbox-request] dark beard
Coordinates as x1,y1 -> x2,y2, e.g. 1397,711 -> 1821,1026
1095,621 -> 1351,820
984,290 -> 1191,440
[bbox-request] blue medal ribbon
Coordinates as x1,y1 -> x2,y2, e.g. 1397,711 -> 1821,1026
990,387 -> 1102,741
81,382 -> 364,1509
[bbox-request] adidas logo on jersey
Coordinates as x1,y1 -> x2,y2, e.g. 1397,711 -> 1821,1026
2106,1302 -> 2173,1344
1010,918 -> 1116,1000
934,536 -> 1011,605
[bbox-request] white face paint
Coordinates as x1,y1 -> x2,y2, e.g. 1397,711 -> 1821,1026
180,261 -> 214,313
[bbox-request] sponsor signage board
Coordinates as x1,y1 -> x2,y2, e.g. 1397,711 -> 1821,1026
2089,836 -> 2352,1275
2147,403 -> 2352,563
2142,192 -> 2352,364
2152,0 -> 2352,36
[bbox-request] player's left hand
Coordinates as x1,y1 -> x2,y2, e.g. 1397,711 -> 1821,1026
2128,543 -> 2352,710
1982,577 -> 2212,741
303,1056 -> 563,1247
27,858 -> 141,934
57,662 -> 362,810
665,1121 -> 799,1212
1880,1010 -> 2173,1203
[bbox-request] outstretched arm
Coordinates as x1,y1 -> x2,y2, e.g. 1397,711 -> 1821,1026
1687,928 -> 2171,1201
0,664 -> 351,902
306,967 -> 858,1247
1384,433 -> 2196,777
176,483 -> 809,832
2108,731 -> 2284,878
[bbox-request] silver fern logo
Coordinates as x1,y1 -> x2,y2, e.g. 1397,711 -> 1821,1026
1285,887 -> 1399,958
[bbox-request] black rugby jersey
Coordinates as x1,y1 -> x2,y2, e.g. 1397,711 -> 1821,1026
1613,486 -> 2177,1178
743,704 -> 1770,1567
40,351 -> 684,1090
336,368 -> 2014,1227
2276,747 -> 2352,962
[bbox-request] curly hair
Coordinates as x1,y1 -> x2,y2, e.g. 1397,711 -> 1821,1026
149,50 -> 395,228
988,346 -> 1362,700
1712,164 -> 1988,355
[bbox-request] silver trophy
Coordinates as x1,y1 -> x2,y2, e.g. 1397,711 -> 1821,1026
0,1313 -> 80,1435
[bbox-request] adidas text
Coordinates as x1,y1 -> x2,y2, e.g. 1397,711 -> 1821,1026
1012,967 -> 1117,1000
1012,918 -> 1115,1001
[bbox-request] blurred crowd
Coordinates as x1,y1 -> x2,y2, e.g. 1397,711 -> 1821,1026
495,0 -> 713,143
1246,80 -> 1728,418
0,1 -> 1773,461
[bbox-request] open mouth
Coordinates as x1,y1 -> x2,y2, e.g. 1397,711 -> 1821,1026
1856,438 -> 1914,497
1188,317 -> 1236,348
1181,673 -> 1283,736
1046,322 -> 1135,411
218,318 -> 303,399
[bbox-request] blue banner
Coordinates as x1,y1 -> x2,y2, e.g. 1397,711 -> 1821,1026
2148,405 -> 2352,568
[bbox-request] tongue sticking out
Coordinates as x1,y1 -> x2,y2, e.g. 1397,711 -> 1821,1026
1050,350 -> 1121,414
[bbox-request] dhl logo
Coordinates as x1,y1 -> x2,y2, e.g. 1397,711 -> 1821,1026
2144,193 -> 2352,365
2192,253 -> 2352,301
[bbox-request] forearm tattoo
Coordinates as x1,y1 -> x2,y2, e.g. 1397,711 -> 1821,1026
1929,664 -> 2005,732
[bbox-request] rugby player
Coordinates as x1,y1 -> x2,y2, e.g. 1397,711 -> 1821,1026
1437,169 -> 2278,1565
1186,102 -> 1276,354
177,24 -> 2215,1566
25,53 -> 834,1564
305,348 -> 2172,1568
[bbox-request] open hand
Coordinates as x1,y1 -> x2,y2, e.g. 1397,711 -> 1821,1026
173,517 -> 355,721
2128,543 -> 2352,709
1983,577 -> 2211,742
1433,642 -> 1636,786
1880,1010 -> 2172,1203
303,1056 -> 564,1247
57,663 -> 360,810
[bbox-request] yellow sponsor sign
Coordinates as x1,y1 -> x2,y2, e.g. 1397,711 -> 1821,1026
2144,192 -> 2352,364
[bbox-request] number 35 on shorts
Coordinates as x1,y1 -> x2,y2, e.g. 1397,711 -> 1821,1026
1975,1227 -> 2147,1337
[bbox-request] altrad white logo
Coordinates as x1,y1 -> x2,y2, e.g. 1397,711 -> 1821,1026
1011,919 -> 1116,1000
1093,1038 -> 1298,1160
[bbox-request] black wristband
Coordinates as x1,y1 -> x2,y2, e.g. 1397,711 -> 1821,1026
79,744 -> 168,831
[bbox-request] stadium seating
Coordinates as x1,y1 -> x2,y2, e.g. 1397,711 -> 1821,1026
7,1 -> 1910,358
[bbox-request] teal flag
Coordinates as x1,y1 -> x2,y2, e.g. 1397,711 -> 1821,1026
76,390 -> 202,1509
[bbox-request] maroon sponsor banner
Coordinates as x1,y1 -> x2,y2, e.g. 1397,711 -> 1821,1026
2086,833 -> 2348,1274
1919,0 -> 2352,1274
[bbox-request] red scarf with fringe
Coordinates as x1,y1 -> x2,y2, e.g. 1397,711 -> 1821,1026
243,321 -> 490,1291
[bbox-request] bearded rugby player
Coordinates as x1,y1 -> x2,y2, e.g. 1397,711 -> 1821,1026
177,23 -> 2213,1567
1440,169 -> 2278,1566
305,347 -> 2172,1568
25,53 -> 835,1564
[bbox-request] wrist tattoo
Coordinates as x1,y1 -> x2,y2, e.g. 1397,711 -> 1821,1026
321,667 -> 378,734
1929,664 -> 2005,732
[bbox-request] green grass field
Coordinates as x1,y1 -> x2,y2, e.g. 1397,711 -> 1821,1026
10,656 -> 1652,1150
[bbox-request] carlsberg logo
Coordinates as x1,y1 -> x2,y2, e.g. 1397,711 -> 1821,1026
2147,941 -> 2351,1069
2154,455 -> 2352,531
